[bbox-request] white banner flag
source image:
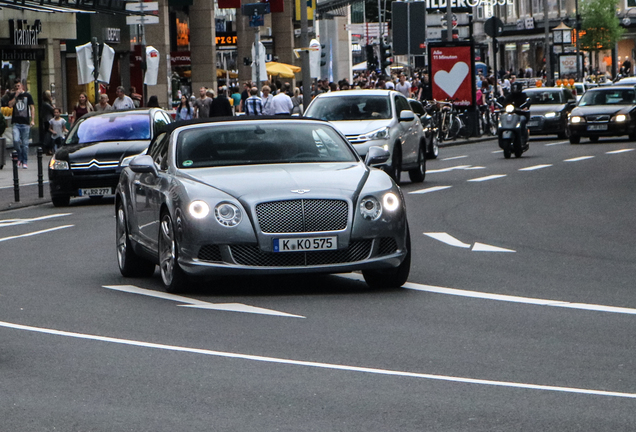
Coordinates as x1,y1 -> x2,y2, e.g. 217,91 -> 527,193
98,43 -> 115,83
76,42 -> 94,85
251,42 -> 267,83
145,46 -> 160,85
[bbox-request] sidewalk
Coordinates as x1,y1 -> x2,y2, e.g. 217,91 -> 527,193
0,145 -> 52,212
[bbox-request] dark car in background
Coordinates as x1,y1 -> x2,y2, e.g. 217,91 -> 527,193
48,108 -> 172,206
408,98 -> 439,159
568,86 -> 636,144
524,87 -> 577,139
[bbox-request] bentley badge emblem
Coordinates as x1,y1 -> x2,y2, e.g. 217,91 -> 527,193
291,189 -> 311,194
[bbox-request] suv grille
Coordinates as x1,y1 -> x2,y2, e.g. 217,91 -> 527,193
230,240 -> 372,267
256,199 -> 348,233
345,134 -> 368,144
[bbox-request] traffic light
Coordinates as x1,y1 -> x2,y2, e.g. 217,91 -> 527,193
366,44 -> 378,71
320,43 -> 327,67
380,40 -> 393,70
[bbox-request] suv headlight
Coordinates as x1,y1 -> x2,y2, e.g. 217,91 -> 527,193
363,127 -> 390,141
613,114 -> 629,122
569,115 -> 585,124
49,156 -> 69,170
214,202 -> 242,227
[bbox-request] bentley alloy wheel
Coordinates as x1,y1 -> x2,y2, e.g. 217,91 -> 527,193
116,202 -> 155,277
159,212 -> 187,293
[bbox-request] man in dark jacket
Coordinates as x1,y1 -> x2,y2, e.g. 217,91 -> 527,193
502,82 -> 531,142
209,88 -> 233,117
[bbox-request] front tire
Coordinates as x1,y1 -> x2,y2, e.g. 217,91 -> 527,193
408,143 -> 426,183
159,211 -> 188,293
116,202 -> 155,278
386,145 -> 402,184
569,134 -> 581,144
363,227 -> 411,289
52,195 -> 70,207
426,134 -> 439,159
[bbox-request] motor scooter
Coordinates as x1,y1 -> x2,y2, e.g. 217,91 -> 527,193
497,103 -> 530,158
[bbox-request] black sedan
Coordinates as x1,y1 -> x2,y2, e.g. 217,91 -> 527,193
524,87 -> 577,139
568,86 -> 636,144
48,108 -> 172,206
408,99 -> 439,159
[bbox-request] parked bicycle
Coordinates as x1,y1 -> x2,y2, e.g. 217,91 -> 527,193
433,99 -> 463,141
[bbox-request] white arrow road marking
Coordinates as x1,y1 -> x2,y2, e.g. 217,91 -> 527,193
424,233 -> 515,252
564,156 -> 594,162
0,225 -> 74,242
339,273 -> 636,316
0,213 -> 72,228
409,186 -> 452,195
2,320 -> 635,399
472,242 -> 515,252
468,174 -> 507,182
102,285 -> 304,318
424,232 -> 471,248
519,164 -> 552,171
606,148 -> 634,154
441,155 -> 468,161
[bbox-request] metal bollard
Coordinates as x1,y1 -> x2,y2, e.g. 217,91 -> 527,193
12,150 -> 19,202
37,147 -> 44,198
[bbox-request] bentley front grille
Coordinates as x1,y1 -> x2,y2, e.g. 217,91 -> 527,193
256,199 -> 348,233
230,240 -> 372,267
198,245 -> 222,262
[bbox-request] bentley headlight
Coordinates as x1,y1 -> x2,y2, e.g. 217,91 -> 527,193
360,196 -> 382,220
570,116 -> 584,124
544,112 -> 558,118
505,105 -> 515,113
49,156 -> 69,170
383,192 -> 400,212
214,202 -> 242,226
364,127 -> 390,141
188,200 -> 210,219
614,114 -> 628,122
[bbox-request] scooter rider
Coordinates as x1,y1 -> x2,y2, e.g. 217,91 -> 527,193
502,82 -> 531,142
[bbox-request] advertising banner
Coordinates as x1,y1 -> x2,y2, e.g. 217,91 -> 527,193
428,43 -> 474,107
145,46 -> 160,86
98,43 -> 115,84
558,54 -> 582,76
75,42 -> 94,85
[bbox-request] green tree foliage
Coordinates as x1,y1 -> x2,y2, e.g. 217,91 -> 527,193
579,0 -> 625,51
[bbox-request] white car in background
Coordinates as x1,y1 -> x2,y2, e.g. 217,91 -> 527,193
304,90 -> 426,184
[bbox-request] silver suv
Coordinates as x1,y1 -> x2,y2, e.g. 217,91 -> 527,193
304,89 -> 426,183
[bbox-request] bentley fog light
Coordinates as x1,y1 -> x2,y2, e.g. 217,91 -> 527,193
188,200 -> 210,219
214,202 -> 242,226
383,192 -> 400,212
49,157 -> 69,170
360,196 -> 382,220
614,114 -> 628,122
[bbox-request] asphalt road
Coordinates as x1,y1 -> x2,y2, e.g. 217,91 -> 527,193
1,136 -> 635,431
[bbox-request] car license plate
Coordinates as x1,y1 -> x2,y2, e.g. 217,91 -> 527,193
587,124 -> 608,131
273,236 -> 337,252
528,121 -> 539,127
79,187 -> 112,196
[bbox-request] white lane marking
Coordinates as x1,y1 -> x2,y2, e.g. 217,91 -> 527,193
468,174 -> 507,182
0,213 -> 72,228
424,232 -> 471,248
0,225 -> 73,242
545,141 -> 568,146
464,166 -> 486,170
492,150 -> 503,153
519,164 -> 552,171
472,243 -> 515,253
103,285 -> 304,318
339,273 -> 636,316
441,155 -> 468,161
564,156 -> 594,162
606,149 -> 635,154
1,320 -> 634,399
409,186 -> 452,195
427,165 -> 471,173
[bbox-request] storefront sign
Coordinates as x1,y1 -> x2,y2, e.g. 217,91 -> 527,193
216,32 -> 238,46
9,19 -> 42,46
425,0 -> 513,11
429,44 -> 474,107
103,28 -> 121,44
1,48 -> 45,61
171,51 -> 191,65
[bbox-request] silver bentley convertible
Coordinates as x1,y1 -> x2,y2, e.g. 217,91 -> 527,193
115,117 -> 410,293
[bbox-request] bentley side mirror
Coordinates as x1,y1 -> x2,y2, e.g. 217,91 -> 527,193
129,154 -> 158,176
366,146 -> 391,166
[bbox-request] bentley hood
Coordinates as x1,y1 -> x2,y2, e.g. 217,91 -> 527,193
57,140 -> 150,163
182,163 -> 368,200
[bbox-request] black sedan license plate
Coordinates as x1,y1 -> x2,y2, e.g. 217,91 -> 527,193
79,187 -> 112,196
587,124 -> 608,131
273,236 -> 337,252
528,121 -> 539,127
